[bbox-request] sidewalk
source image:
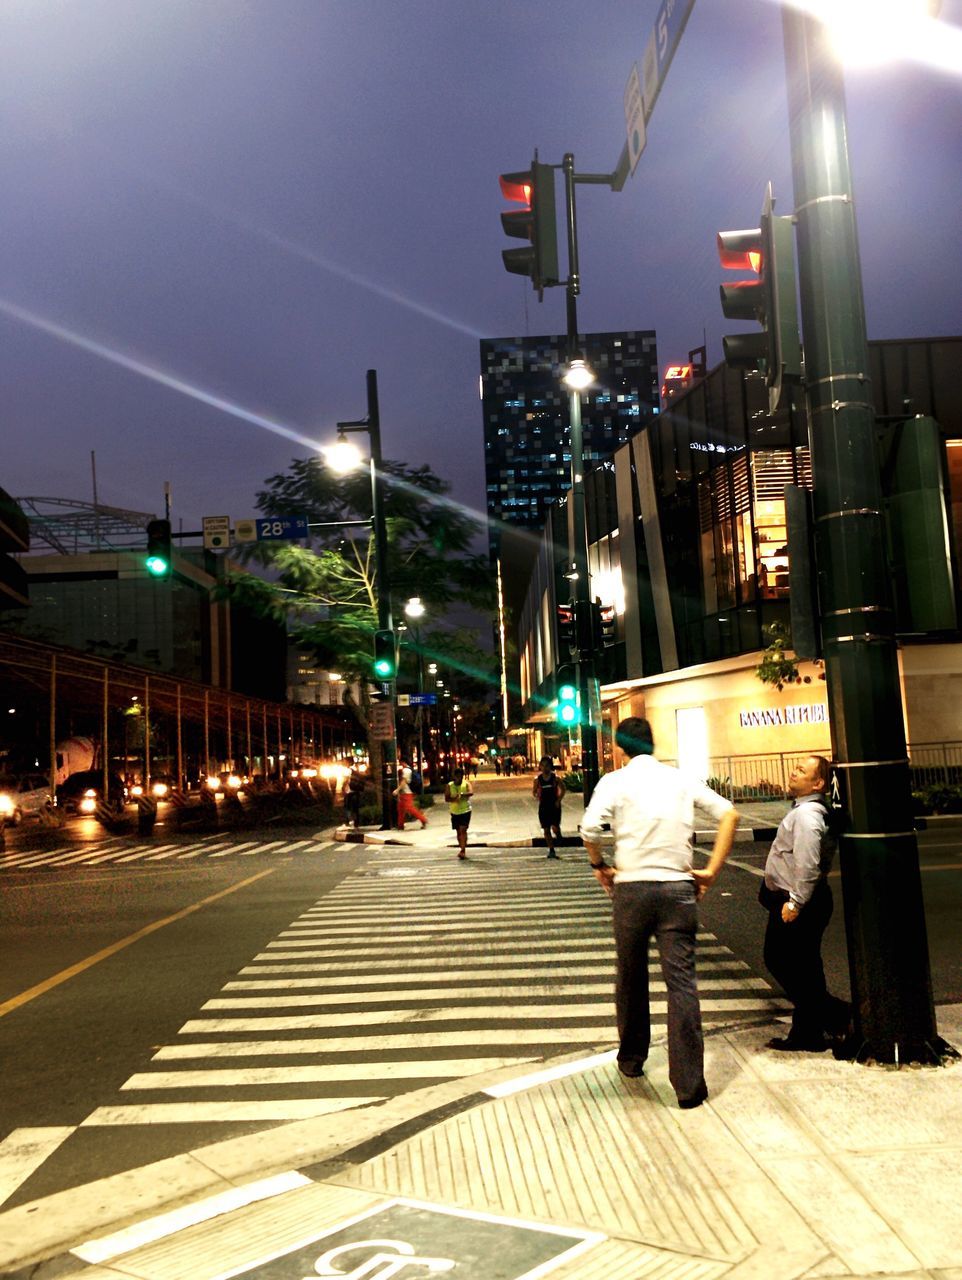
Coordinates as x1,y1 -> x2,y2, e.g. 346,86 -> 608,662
4,1007 -> 959,1278
335,773 -> 791,848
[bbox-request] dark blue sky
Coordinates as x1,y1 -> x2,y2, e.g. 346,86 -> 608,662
1,0 -> 960,536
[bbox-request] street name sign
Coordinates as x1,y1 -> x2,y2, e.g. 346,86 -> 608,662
202,515 -> 230,550
624,62 -> 647,175
397,693 -> 437,707
256,515 -> 309,542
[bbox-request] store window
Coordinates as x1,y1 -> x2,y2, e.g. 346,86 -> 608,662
948,440 -> 962,567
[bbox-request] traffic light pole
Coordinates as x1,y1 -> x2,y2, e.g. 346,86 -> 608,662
339,369 -> 397,830
562,154 -> 600,805
782,10 -> 938,1063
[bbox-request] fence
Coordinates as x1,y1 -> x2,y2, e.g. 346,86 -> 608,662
662,741 -> 962,802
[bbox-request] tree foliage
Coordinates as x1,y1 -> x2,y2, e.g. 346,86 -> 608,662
221,457 -> 496,698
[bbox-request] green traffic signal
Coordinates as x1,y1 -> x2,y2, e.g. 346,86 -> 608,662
556,665 -> 580,727
373,629 -> 397,680
145,519 -> 172,579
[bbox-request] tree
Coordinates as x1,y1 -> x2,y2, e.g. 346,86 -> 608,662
221,456 -> 496,715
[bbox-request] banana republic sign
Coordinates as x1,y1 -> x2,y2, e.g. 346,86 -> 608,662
739,703 -> 828,728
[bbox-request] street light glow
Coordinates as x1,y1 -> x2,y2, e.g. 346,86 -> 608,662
404,596 -> 426,620
563,358 -> 595,391
323,437 -> 364,474
789,1 -> 960,72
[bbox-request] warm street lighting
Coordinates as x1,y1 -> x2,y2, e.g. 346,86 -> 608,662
794,0 -> 948,68
427,662 -> 437,675
404,596 -> 426,620
323,436 -> 364,474
562,357 -> 595,391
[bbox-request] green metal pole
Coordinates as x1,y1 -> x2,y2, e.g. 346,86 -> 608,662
782,8 -> 937,1063
562,153 -> 600,804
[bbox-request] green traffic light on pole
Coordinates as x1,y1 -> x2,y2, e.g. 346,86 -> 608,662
556,665 -> 580,727
145,518 -> 172,578
373,628 -> 397,680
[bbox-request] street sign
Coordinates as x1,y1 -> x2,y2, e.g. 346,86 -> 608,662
396,693 -> 437,707
234,518 -> 257,543
368,702 -> 395,742
202,515 -> 230,550
256,515 -> 309,542
640,0 -> 696,128
624,63 -> 647,176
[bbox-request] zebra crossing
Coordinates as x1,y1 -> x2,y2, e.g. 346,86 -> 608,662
79,846 -> 789,1129
0,834 -> 337,870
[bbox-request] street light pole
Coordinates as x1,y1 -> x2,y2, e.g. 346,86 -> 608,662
562,153 -> 600,804
337,369 -> 397,830
782,10 -> 938,1062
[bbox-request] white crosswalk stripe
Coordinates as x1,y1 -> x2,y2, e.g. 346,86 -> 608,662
0,835 -> 337,868
82,849 -> 789,1127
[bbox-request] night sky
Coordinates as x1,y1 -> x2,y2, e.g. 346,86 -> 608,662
1,0 -> 960,539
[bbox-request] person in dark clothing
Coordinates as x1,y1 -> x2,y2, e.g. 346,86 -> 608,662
533,756 -> 566,858
760,754 -> 850,1052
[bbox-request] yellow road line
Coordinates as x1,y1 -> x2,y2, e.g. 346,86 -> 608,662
0,869 -> 276,1019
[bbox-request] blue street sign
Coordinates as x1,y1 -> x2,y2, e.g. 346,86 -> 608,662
409,693 -> 437,706
654,0 -> 696,79
255,515 -> 309,542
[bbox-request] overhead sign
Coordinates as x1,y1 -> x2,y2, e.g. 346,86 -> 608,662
234,518 -> 257,544
639,0 -> 697,132
256,515 -> 309,542
202,515 -> 230,550
623,62 -> 647,175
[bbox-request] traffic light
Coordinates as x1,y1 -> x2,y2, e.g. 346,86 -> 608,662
718,182 -> 801,414
0,487 -> 29,609
145,519 -> 172,578
373,629 -> 397,680
592,601 -> 617,648
499,156 -> 560,300
556,602 -> 575,654
556,665 -> 580,727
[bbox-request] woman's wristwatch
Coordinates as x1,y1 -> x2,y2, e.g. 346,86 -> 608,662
589,860 -> 608,870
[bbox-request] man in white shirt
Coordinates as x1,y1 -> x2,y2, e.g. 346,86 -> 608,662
760,754 -> 850,1051
581,717 -> 739,1109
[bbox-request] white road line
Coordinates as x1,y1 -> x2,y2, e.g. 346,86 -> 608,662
291,903 -> 598,924
121,1057 -> 537,1090
238,842 -> 287,856
229,958 -> 750,984
154,1028 -> 618,1058
72,1171 -> 311,1264
277,914 -> 601,939
209,842 -> 261,857
79,1097 -> 385,1125
182,998 -> 779,1034
0,1127 -> 76,1207
3,846 -> 113,868
253,941 -> 732,962
203,976 -> 770,1009
110,846 -> 175,864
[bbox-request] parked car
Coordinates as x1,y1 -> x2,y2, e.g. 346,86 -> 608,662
56,770 -> 127,815
0,773 -> 53,824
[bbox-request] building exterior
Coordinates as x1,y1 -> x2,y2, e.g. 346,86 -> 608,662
514,336 -> 962,780
480,329 -> 659,562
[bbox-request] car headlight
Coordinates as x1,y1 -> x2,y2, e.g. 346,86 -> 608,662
206,775 -> 221,791
80,796 -> 97,814
227,774 -> 242,790
130,784 -> 144,797
0,794 -> 14,817
152,782 -> 168,797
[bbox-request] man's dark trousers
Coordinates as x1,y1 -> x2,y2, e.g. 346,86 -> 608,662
762,880 -> 846,1042
612,880 -> 705,1103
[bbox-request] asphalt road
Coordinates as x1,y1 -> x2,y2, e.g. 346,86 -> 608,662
2,816 -> 959,1214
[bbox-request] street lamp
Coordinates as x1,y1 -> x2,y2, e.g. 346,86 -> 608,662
562,358 -> 595,391
403,596 -> 428,780
323,369 -> 397,829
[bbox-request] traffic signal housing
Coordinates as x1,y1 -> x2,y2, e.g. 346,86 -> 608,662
373,629 -> 397,680
0,487 -> 29,609
555,665 -> 580,728
499,157 -> 560,300
592,601 -> 617,648
556,602 -> 576,655
718,182 -> 801,413
145,519 -> 172,578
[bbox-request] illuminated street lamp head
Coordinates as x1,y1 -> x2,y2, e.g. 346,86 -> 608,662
810,0 -> 942,66
563,358 -> 595,391
404,596 -> 426,620
323,435 -> 364,474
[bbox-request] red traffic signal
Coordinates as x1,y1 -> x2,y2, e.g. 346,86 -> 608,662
499,156 -> 560,299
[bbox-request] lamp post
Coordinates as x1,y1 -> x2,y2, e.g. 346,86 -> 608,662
325,369 -> 397,830
781,8 -> 938,1062
404,597 -> 427,784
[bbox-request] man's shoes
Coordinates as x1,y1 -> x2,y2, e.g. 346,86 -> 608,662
545,850 -> 559,859
766,1034 -> 829,1053
678,1085 -> 709,1110
617,1059 -> 645,1078
457,851 -> 467,860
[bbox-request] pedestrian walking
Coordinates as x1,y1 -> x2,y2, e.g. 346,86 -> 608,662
445,765 -> 473,859
533,756 -> 566,859
343,765 -> 365,829
393,772 -> 428,830
580,716 -> 739,1109
493,756 -> 501,777
760,754 -> 850,1052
